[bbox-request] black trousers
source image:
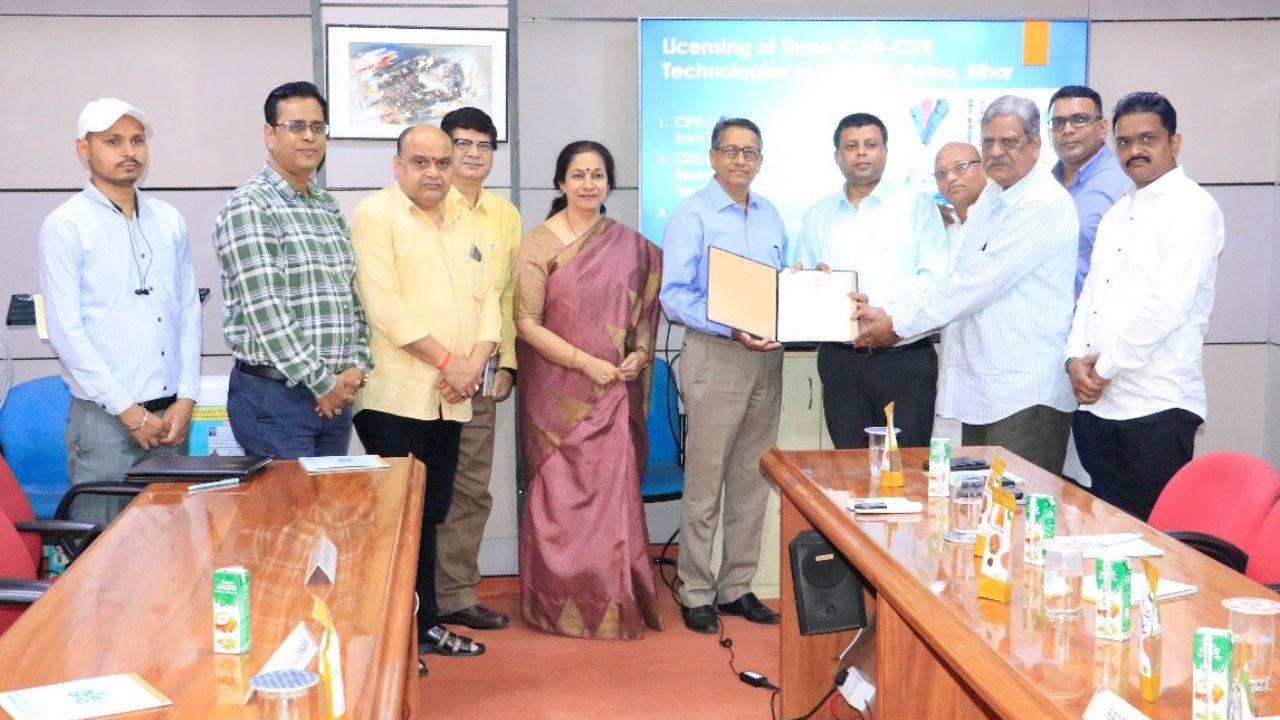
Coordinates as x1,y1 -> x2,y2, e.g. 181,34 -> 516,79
817,339 -> 938,449
354,409 -> 462,631
1073,408 -> 1202,521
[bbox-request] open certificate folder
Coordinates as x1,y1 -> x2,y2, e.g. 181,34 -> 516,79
706,246 -> 858,343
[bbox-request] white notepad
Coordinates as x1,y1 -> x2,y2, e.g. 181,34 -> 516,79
1082,573 -> 1198,604
1052,533 -> 1165,559
298,455 -> 390,473
0,673 -> 171,720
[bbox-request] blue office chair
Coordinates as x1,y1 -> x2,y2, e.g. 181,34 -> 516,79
641,357 -> 684,566
0,376 -> 72,519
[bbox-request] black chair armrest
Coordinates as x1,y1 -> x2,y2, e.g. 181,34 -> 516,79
53,482 -> 141,520
14,519 -> 101,537
0,577 -> 52,605
1166,530 -> 1249,573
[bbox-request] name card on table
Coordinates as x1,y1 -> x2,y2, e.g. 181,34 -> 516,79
0,673 -> 171,720
1082,687 -> 1151,720
305,532 -> 338,594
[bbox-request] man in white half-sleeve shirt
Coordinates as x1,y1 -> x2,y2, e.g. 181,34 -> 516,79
855,95 -> 1078,474
38,98 -> 201,523
1066,91 -> 1223,521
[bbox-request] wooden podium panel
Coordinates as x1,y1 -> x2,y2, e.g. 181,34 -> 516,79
763,447 -> 1280,719
0,458 -> 424,719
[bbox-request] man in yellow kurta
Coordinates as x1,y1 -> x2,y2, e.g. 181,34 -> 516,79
435,107 -> 522,632
349,124 -> 500,660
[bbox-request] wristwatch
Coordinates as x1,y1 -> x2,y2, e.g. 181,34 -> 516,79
1063,357 -> 1074,373
357,367 -> 370,388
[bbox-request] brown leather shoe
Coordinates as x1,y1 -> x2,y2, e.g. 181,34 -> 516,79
439,604 -> 510,630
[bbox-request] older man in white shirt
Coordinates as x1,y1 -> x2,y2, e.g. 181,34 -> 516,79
856,96 -> 1078,473
1066,92 -> 1223,520
39,98 -> 202,523
792,113 -> 948,448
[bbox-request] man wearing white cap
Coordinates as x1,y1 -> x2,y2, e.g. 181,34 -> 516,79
38,98 -> 202,523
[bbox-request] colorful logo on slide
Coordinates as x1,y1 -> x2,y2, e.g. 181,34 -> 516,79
910,98 -> 949,144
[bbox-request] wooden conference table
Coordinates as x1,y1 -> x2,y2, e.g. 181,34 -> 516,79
762,446 -> 1280,719
0,458 -> 424,719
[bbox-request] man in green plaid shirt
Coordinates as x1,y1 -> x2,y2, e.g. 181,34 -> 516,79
214,81 -> 371,458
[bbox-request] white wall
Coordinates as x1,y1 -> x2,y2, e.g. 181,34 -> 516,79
3,1 -> 1279,583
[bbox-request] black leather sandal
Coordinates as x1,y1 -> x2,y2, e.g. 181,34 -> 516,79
419,624 -> 486,657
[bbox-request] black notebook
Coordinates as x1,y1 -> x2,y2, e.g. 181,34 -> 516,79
124,455 -> 272,482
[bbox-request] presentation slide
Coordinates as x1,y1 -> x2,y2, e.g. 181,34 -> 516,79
639,19 -> 1088,249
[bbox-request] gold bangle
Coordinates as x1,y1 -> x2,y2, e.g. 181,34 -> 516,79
570,349 -> 580,370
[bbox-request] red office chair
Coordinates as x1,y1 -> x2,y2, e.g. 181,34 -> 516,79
0,452 -> 127,573
1246,501 -> 1280,591
0,455 -> 39,566
1148,452 -> 1280,573
0,512 -> 49,635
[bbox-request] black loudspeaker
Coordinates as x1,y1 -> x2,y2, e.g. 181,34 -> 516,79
789,529 -> 867,635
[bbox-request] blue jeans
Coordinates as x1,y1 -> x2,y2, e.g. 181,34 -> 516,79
66,397 -> 182,524
227,367 -> 353,459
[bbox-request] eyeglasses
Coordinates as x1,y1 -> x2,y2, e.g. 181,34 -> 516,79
715,145 -> 761,162
1048,113 -> 1102,131
272,121 -> 329,136
453,138 -> 495,153
933,160 -> 980,180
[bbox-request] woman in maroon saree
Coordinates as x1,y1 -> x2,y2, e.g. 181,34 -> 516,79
514,141 -> 664,639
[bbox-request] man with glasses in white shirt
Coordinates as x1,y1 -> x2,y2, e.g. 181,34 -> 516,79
932,142 -> 986,436
856,95 -> 1078,474
39,98 -> 201,523
792,113 -> 948,448
1065,91 -> 1223,520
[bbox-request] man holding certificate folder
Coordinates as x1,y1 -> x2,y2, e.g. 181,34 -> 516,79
793,112 -> 949,448
661,117 -> 787,633
856,96 -> 1078,474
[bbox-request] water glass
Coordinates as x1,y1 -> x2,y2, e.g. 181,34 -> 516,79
1224,596 -> 1280,692
1042,538 -> 1084,623
944,475 -> 983,543
864,426 -> 899,480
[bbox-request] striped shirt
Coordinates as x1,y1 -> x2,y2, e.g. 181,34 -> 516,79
213,164 -> 371,398
884,164 -> 1078,425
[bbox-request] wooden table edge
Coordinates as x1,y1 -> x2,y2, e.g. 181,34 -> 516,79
762,447 -> 1069,720
362,456 -> 426,719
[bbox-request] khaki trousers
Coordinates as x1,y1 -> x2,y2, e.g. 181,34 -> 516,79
435,396 -> 497,614
677,331 -> 783,607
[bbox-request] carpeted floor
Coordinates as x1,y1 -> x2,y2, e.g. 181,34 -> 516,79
416,571 -> 784,719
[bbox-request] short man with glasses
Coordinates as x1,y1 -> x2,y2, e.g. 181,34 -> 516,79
932,142 -> 986,433
350,123 -> 498,659
433,107 -> 521,632
214,81 -> 371,459
791,113 -> 947,448
661,117 -> 786,633
856,96 -> 1078,474
1048,85 -> 1130,297
1066,92 -> 1223,520
39,98 -> 201,523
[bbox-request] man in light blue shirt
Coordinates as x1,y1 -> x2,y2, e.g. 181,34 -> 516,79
661,117 -> 787,634
38,99 -> 202,523
1048,85 -> 1131,297
792,113 -> 948,448
855,96 -> 1078,474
